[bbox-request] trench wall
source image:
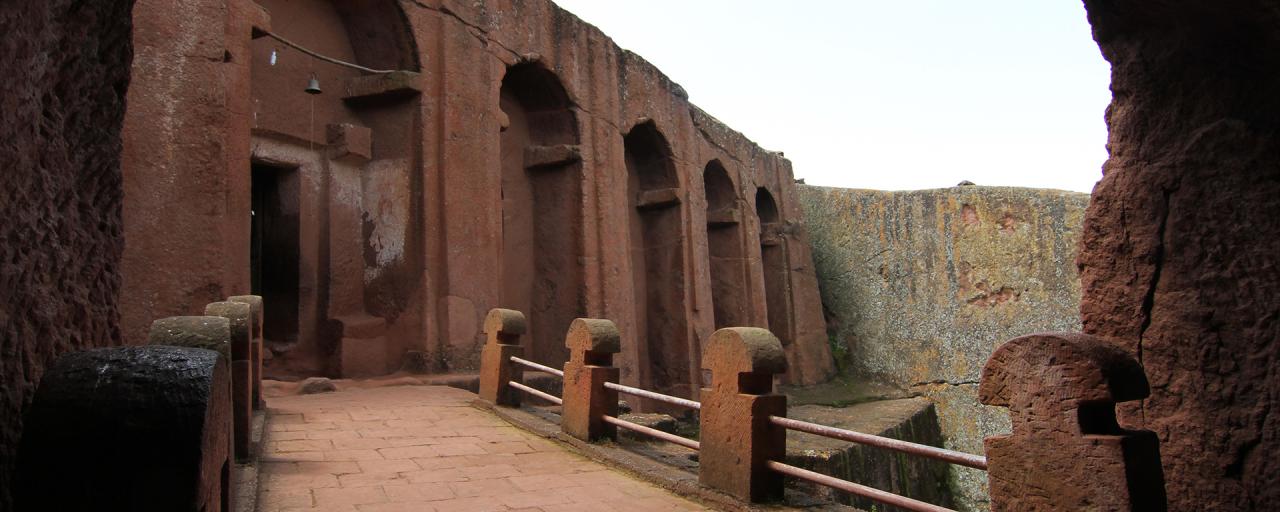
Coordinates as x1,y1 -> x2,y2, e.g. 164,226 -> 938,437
799,184 -> 1089,511
0,0 -> 134,508
1080,2 -> 1280,508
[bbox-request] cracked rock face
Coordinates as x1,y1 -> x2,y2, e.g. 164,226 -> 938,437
1079,1 -> 1280,509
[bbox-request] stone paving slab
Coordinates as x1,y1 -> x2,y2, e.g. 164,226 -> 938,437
258,385 -> 708,511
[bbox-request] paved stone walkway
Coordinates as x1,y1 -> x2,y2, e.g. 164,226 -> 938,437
258,385 -> 708,511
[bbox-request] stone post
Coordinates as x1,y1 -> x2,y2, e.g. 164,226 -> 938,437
206,301 -> 253,462
561,318 -> 621,441
229,294 -> 264,410
148,316 -> 233,360
699,327 -> 788,502
478,308 -> 526,407
148,316 -> 237,466
980,333 -> 1167,511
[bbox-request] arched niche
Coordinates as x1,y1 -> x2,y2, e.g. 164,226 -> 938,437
625,121 -> 692,400
756,187 -> 780,224
703,161 -> 748,329
330,0 -> 420,72
498,61 -> 583,367
756,187 -> 791,347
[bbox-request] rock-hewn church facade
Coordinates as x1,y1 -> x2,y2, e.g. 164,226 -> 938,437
120,0 -> 836,395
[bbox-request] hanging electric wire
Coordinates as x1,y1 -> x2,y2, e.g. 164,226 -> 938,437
261,30 -> 402,75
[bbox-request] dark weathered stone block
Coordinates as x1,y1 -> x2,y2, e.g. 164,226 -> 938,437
17,346 -> 232,511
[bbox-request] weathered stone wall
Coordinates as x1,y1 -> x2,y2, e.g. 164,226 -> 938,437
799,184 -> 1089,511
0,0 -> 134,507
1080,1 -> 1280,509
401,0 -> 835,389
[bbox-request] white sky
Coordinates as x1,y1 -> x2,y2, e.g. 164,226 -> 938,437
550,0 -> 1112,193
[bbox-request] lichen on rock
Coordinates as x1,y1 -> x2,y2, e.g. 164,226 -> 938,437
799,184 -> 1089,510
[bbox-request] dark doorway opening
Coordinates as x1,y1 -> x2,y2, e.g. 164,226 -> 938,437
757,187 -> 790,347
251,162 -> 300,349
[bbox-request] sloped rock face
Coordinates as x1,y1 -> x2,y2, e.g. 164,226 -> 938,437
0,0 -> 134,507
1080,1 -> 1280,509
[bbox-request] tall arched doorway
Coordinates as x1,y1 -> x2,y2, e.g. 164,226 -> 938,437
498,61 -> 584,367
703,161 -> 748,329
625,122 -> 692,399
757,187 -> 791,348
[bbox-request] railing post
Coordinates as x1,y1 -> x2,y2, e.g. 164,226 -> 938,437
561,318 -> 621,441
699,327 -> 788,502
205,301 -> 253,462
478,308 -> 526,407
980,332 -> 1167,511
148,316 -> 233,360
229,294 -> 265,410
147,315 -> 237,478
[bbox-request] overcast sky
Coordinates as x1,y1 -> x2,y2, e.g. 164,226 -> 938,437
550,0 -> 1112,193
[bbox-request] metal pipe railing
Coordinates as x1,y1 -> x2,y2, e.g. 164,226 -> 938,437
602,415 -> 701,450
766,461 -> 956,512
508,381 -> 562,405
489,323 -> 970,510
603,381 -> 701,410
769,415 -> 987,470
504,359 -> 701,450
478,312 -> 1155,510
509,356 -> 564,377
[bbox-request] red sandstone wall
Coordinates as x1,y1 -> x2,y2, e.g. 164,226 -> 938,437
0,0 -> 134,507
120,0 -> 835,388
121,0 -> 254,346
1080,1 -> 1280,509
423,0 -> 835,387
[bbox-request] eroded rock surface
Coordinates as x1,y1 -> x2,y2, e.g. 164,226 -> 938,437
0,0 -> 134,507
1079,2 -> 1280,509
